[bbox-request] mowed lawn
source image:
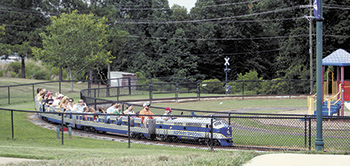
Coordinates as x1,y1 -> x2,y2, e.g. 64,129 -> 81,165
0,78 -> 338,165
0,78 -> 262,166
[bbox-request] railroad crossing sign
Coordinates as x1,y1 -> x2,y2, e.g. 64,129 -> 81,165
224,56 -> 231,95
224,57 -> 230,66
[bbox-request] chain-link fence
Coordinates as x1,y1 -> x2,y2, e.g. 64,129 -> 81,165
0,78 -> 312,105
80,79 -> 312,106
2,78 -> 350,152
2,105 -> 349,152
0,80 -> 107,105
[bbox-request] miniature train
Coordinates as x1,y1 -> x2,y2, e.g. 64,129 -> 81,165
35,101 -> 233,146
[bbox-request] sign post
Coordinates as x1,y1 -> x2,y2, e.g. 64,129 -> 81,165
224,56 -> 231,95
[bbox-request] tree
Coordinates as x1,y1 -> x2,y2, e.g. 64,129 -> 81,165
32,10 -> 113,91
0,0 -> 48,78
0,24 -> 6,55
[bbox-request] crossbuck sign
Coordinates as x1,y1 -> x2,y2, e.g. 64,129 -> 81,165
224,57 -> 230,66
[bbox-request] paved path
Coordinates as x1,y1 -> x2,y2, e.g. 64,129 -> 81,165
0,157 -> 40,165
244,153 -> 350,166
2,153 -> 350,165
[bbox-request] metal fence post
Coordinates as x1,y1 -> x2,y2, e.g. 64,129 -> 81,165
107,78 -> 110,97
309,116 -> 312,151
128,77 -> 131,95
56,126 -> 60,139
32,83 -> 35,101
94,89 -> 96,99
304,115 -> 307,148
94,89 -> 97,110
97,80 -> 100,98
149,79 -> 153,103
228,113 -> 231,126
289,79 -> 292,99
128,115 -> 131,148
175,82 -> 179,103
210,116 -> 214,151
8,86 -> 10,105
117,87 -> 120,101
197,80 -> 201,101
242,80 -> 245,100
11,110 -> 14,140
61,115 -> 64,145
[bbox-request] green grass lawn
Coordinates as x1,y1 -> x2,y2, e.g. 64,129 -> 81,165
0,102 -> 261,166
0,78 -> 348,165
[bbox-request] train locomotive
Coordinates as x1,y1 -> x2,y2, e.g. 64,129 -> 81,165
35,101 -> 233,146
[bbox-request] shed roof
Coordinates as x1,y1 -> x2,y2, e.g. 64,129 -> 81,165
322,49 -> 350,66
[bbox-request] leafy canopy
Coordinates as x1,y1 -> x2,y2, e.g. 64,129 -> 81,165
32,10 -> 112,72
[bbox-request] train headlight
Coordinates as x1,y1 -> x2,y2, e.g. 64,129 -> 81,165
227,130 -> 230,135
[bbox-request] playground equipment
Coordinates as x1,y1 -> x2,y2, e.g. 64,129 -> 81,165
308,49 -> 350,116
307,83 -> 341,116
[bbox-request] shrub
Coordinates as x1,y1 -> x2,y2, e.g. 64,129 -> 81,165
1,59 -> 66,80
9,71 -> 17,77
259,79 -> 289,95
200,79 -> 225,94
230,70 -> 262,94
9,61 -> 21,74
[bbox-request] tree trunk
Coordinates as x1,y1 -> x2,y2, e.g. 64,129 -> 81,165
69,69 -> 74,91
59,66 -> 62,81
89,70 -> 93,88
21,57 -> 25,78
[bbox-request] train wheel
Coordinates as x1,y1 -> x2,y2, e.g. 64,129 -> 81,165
97,130 -> 106,134
172,137 -> 178,142
136,134 -> 141,140
165,136 -> 173,142
83,126 -> 89,132
213,140 -> 221,146
90,127 -> 96,133
140,134 -> 146,140
204,138 -> 210,145
150,134 -> 157,141
161,136 -> 166,141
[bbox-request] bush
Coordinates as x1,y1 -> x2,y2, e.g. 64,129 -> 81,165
1,59 -> 65,80
230,70 -> 262,94
9,71 -> 17,77
200,79 -> 225,94
9,61 -> 21,74
259,79 -> 289,95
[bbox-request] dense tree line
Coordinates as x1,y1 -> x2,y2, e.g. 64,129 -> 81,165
1,0 -> 350,81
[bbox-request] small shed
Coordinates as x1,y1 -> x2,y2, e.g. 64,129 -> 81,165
110,71 -> 137,89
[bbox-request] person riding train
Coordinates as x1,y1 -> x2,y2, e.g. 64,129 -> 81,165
162,107 -> 177,121
139,102 -> 154,128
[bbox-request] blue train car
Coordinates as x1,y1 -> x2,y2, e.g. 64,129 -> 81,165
35,101 -> 233,146
155,118 -> 233,146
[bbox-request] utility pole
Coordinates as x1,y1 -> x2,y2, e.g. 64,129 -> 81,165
309,0 -> 314,94
314,0 -> 324,151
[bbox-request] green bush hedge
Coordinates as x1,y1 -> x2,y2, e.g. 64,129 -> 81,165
200,79 -> 225,94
